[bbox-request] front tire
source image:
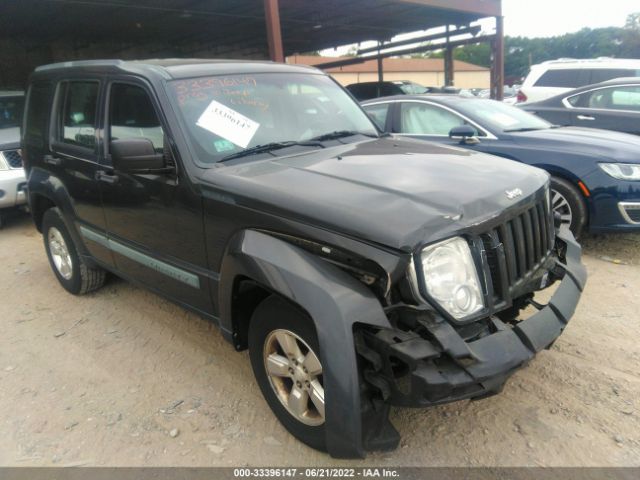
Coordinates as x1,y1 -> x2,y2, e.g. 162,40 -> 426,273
42,207 -> 106,295
550,176 -> 587,238
248,295 -> 327,452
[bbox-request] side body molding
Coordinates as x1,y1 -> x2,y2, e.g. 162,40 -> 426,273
218,229 -> 394,458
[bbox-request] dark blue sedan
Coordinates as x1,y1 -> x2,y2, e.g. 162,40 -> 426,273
362,95 -> 640,235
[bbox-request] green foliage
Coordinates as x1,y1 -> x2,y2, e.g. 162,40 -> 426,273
424,13 -> 640,80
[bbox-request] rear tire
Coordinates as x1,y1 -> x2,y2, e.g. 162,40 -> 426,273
550,176 -> 587,238
248,295 -> 327,452
42,207 -> 106,295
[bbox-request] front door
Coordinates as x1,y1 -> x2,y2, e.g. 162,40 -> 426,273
98,79 -> 213,314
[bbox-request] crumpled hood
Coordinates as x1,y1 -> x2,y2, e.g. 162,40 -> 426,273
199,137 -> 549,252
512,127 -> 640,164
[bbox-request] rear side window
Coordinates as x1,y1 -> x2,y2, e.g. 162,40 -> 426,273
24,83 -> 52,141
569,86 -> 640,111
534,69 -> 580,88
58,81 -> 99,149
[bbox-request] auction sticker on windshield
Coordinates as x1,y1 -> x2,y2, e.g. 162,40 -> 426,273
196,99 -> 260,148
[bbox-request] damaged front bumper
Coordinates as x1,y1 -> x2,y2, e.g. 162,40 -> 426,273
356,227 -> 586,408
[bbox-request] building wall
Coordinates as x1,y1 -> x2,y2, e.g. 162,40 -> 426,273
329,71 -> 490,89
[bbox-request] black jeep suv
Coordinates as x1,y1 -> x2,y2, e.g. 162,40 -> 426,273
22,60 -> 586,458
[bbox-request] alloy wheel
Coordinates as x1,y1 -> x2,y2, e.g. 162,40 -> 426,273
48,227 -> 73,280
551,188 -> 573,229
263,329 -> 325,426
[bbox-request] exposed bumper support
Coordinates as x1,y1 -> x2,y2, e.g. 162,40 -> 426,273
357,227 -> 586,409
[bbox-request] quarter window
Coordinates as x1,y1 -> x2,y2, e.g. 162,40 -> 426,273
24,83 -> 51,140
363,103 -> 390,130
400,102 -> 467,136
59,81 -> 99,149
108,84 -> 164,152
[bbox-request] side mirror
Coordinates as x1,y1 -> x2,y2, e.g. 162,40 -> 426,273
449,125 -> 480,145
110,138 -> 169,173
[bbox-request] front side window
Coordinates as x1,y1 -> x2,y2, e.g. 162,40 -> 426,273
569,86 -> 640,111
363,103 -> 390,130
588,68 -> 640,84
400,102 -> 466,136
109,83 -> 164,152
59,81 -> 99,149
167,73 -> 377,164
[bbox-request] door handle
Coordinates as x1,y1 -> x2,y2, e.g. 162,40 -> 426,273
96,170 -> 119,185
44,154 -> 63,166
577,115 -> 595,121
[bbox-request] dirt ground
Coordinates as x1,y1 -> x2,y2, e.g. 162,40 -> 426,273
0,213 -> 639,467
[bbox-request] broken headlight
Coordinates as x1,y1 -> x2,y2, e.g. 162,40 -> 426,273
420,237 -> 484,320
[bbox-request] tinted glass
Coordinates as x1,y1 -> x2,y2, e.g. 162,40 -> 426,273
0,95 -> 24,129
59,81 -> 98,149
588,68 -> 640,84
168,73 -> 377,164
363,103 -> 390,130
570,85 -> 640,111
109,84 -> 164,152
24,84 -> 51,139
399,102 -> 467,135
379,83 -> 401,97
534,69 -> 580,88
348,84 -> 378,100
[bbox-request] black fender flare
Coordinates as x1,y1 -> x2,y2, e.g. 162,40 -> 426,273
27,167 -> 90,259
218,229 -> 394,458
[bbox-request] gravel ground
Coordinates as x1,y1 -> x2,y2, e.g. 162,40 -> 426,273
0,214 -> 639,467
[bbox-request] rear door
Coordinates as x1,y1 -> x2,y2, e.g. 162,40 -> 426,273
98,77 -> 213,314
48,78 -> 114,267
567,85 -> 640,135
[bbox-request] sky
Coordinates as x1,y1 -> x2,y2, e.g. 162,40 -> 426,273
501,0 -> 638,37
321,0 -> 638,56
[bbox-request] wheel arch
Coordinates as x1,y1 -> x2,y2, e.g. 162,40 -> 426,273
217,229 -> 395,458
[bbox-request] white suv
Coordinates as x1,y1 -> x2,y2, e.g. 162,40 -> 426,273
0,91 -> 26,227
517,58 -> 640,104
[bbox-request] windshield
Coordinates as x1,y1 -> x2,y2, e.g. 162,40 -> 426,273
167,73 -> 378,164
0,95 -> 24,129
398,82 -> 429,95
454,99 -> 552,132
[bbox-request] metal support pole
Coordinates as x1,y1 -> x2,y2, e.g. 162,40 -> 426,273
444,26 -> 454,86
494,15 -> 505,100
377,42 -> 384,83
264,0 -> 284,62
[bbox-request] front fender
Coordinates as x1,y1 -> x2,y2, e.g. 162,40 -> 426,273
218,229 -> 394,458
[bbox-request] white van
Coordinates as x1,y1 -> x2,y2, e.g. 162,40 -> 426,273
517,58 -> 640,104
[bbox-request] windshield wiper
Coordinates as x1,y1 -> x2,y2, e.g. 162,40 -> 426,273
503,127 -> 548,133
219,140 -> 324,163
308,130 -> 378,142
